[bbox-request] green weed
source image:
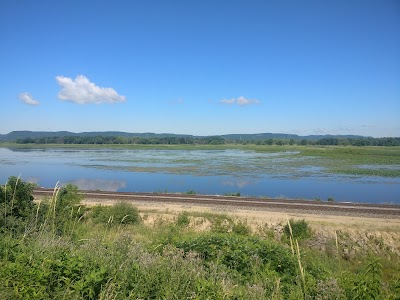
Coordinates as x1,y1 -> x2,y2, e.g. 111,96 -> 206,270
224,192 -> 241,197
176,211 -> 190,227
284,219 -> 311,240
90,202 -> 141,226
185,189 -> 197,195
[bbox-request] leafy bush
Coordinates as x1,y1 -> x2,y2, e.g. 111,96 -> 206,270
224,192 -> 241,197
0,176 -> 36,235
339,257 -> 383,300
352,258 -> 383,300
232,220 -> 251,235
174,233 -> 296,279
209,215 -> 234,233
36,184 -> 84,236
90,202 -> 141,226
57,184 -> 83,210
0,243 -> 108,299
176,212 -> 190,227
185,189 -> 197,195
284,219 -> 311,240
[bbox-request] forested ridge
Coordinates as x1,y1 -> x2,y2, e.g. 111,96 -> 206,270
11,135 -> 400,146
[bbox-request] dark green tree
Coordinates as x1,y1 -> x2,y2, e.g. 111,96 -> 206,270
0,176 -> 36,234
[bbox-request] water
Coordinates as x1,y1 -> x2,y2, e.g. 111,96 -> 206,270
1,147 -> 399,204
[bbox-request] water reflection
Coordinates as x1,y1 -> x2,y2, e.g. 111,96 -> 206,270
26,176 -> 40,184
221,178 -> 257,189
64,178 -> 127,192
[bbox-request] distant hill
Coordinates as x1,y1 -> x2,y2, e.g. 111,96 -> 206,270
0,131 -> 192,141
221,133 -> 365,141
0,130 -> 367,142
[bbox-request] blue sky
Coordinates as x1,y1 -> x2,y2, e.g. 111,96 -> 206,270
0,0 -> 399,137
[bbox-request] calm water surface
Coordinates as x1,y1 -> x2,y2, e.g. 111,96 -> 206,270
1,147 -> 399,204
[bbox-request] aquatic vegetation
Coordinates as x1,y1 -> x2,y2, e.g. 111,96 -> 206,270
66,147 -> 400,178
1,145 -> 399,203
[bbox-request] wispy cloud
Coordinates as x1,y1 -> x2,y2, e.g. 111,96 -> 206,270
170,98 -> 184,105
311,127 -> 352,135
360,124 -> 376,128
19,92 -> 40,105
220,96 -> 260,106
56,75 -> 126,104
220,98 -> 236,105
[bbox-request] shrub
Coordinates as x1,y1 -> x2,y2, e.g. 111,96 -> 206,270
339,257 -> 383,300
185,189 -> 196,195
352,258 -> 383,300
0,176 -> 36,235
37,184 -> 84,236
232,220 -> 251,235
0,244 -> 108,299
284,219 -> 311,240
176,212 -> 190,227
224,192 -> 241,197
90,202 -> 141,226
174,233 -> 296,279
57,184 -> 83,210
210,216 -> 233,233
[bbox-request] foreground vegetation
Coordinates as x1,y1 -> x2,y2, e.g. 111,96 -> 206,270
1,176 -> 400,299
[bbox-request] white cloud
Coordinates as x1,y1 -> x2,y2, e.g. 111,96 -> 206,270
311,127 -> 353,135
220,96 -> 260,106
56,75 -> 126,104
19,92 -> 40,105
220,98 -> 236,105
360,124 -> 376,128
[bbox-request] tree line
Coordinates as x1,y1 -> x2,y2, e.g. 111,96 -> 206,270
254,137 -> 400,146
12,135 -> 400,146
14,136 -> 226,145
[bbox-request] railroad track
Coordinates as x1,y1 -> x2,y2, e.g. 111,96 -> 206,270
33,188 -> 400,218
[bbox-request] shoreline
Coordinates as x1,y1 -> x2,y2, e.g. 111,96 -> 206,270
2,142 -> 400,151
33,188 -> 400,219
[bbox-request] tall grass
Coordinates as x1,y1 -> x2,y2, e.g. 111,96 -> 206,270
286,217 -> 307,299
1,178 -> 399,299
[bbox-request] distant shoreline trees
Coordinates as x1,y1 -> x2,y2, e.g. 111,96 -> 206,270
12,136 -> 400,146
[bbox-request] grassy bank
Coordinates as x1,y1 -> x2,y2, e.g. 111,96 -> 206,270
1,177 -> 400,299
